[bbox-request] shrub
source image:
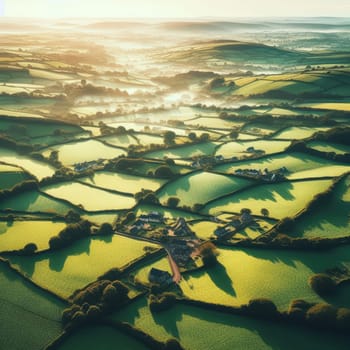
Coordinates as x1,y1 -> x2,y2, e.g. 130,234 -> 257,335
306,303 -> 337,328
22,242 -> 38,254
167,197 -> 180,208
164,338 -> 185,350
155,165 -> 174,178
336,308 -> 350,330
308,274 -> 336,295
97,222 -> 114,235
247,298 -> 278,318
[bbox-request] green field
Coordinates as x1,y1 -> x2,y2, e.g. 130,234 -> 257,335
203,179 -> 333,219
289,176 -> 350,239
114,297 -> 350,350
8,235 -> 158,297
41,140 -> 125,165
158,171 -> 252,207
215,152 -> 349,180
0,190 -> 76,214
0,171 -> 31,190
56,325 -> 150,350
0,148 -> 56,180
0,220 -> 66,252
0,261 -> 64,350
307,141 -> 350,155
273,127 -> 329,140
100,134 -> 139,147
180,245 -> 350,309
42,182 -> 136,211
145,142 -> 218,159
80,171 -> 166,194
215,140 -> 290,158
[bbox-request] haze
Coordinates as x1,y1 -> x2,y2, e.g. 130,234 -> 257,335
2,0 -> 350,18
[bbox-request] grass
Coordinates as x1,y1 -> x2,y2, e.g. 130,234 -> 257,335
42,182 -> 136,211
300,102 -> 350,112
100,134 -> 139,147
113,296 -> 350,350
215,140 -> 290,158
215,152 -> 349,180
0,220 -> 66,252
145,142 -> 218,160
189,220 -> 220,240
290,176 -> 350,239
0,171 -> 31,190
8,235 -> 158,298
41,140 -> 125,166
0,148 -> 56,180
0,261 -> 64,350
158,171 -> 252,207
203,179 -> 333,219
272,127 -> 329,140
180,245 -> 350,309
80,171 -> 166,194
0,190 -> 75,214
307,141 -> 350,155
57,325 -> 150,350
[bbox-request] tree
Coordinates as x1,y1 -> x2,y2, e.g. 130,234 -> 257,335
199,242 -> 218,267
163,131 -> 176,145
155,165 -> 174,178
199,133 -> 209,142
247,298 -> 278,318
188,132 -> 197,141
306,303 -> 337,328
97,222 -> 114,235
49,150 -> 59,163
308,274 -> 336,295
167,197 -> 180,208
23,243 -> 37,254
336,308 -> 350,330
261,208 -> 269,217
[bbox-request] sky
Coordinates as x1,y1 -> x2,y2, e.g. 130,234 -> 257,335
1,0 -> 350,18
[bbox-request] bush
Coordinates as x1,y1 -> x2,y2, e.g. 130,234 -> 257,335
247,298 -> 278,318
336,308 -> 350,330
306,303 -> 337,328
164,338 -> 185,350
155,165 -> 174,178
308,274 -> 336,295
22,243 -> 38,254
97,222 -> 114,235
167,197 -> 180,208
149,293 -> 177,313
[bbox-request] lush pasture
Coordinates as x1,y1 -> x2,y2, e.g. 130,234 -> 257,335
0,220 -> 66,252
8,235 -> 158,297
145,142 -> 218,159
184,117 -> 243,129
242,123 -> 279,136
0,171 -> 31,190
189,220 -> 220,240
203,179 -> 333,219
180,245 -> 350,309
57,325 -> 150,350
135,204 -> 203,220
80,171 -> 166,194
307,141 -> 350,155
114,297 -> 350,350
215,152 -> 349,180
0,261 -> 64,350
290,176 -> 350,239
272,126 -> 329,140
300,102 -> 350,111
158,171 -> 252,207
135,133 -> 164,145
0,148 -> 56,180
215,140 -> 290,158
100,134 -> 139,147
0,190 -> 75,214
42,182 -> 136,211
41,139 -> 125,165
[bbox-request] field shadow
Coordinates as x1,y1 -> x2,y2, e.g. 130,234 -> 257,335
206,261 -> 236,297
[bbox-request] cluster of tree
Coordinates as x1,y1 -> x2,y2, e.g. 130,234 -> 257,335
244,298 -> 279,319
163,131 -> 176,145
39,167 -> 80,186
106,157 -> 145,172
62,279 -> 129,327
0,135 -> 34,154
48,220 -> 92,250
149,292 -> 177,313
154,165 -> 175,178
134,189 -> 160,205
0,180 -> 38,201
98,121 -> 127,136
94,222 -> 114,236
313,126 -> 350,146
287,299 -> 350,331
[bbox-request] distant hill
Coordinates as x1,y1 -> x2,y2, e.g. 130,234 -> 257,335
159,40 -> 306,65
